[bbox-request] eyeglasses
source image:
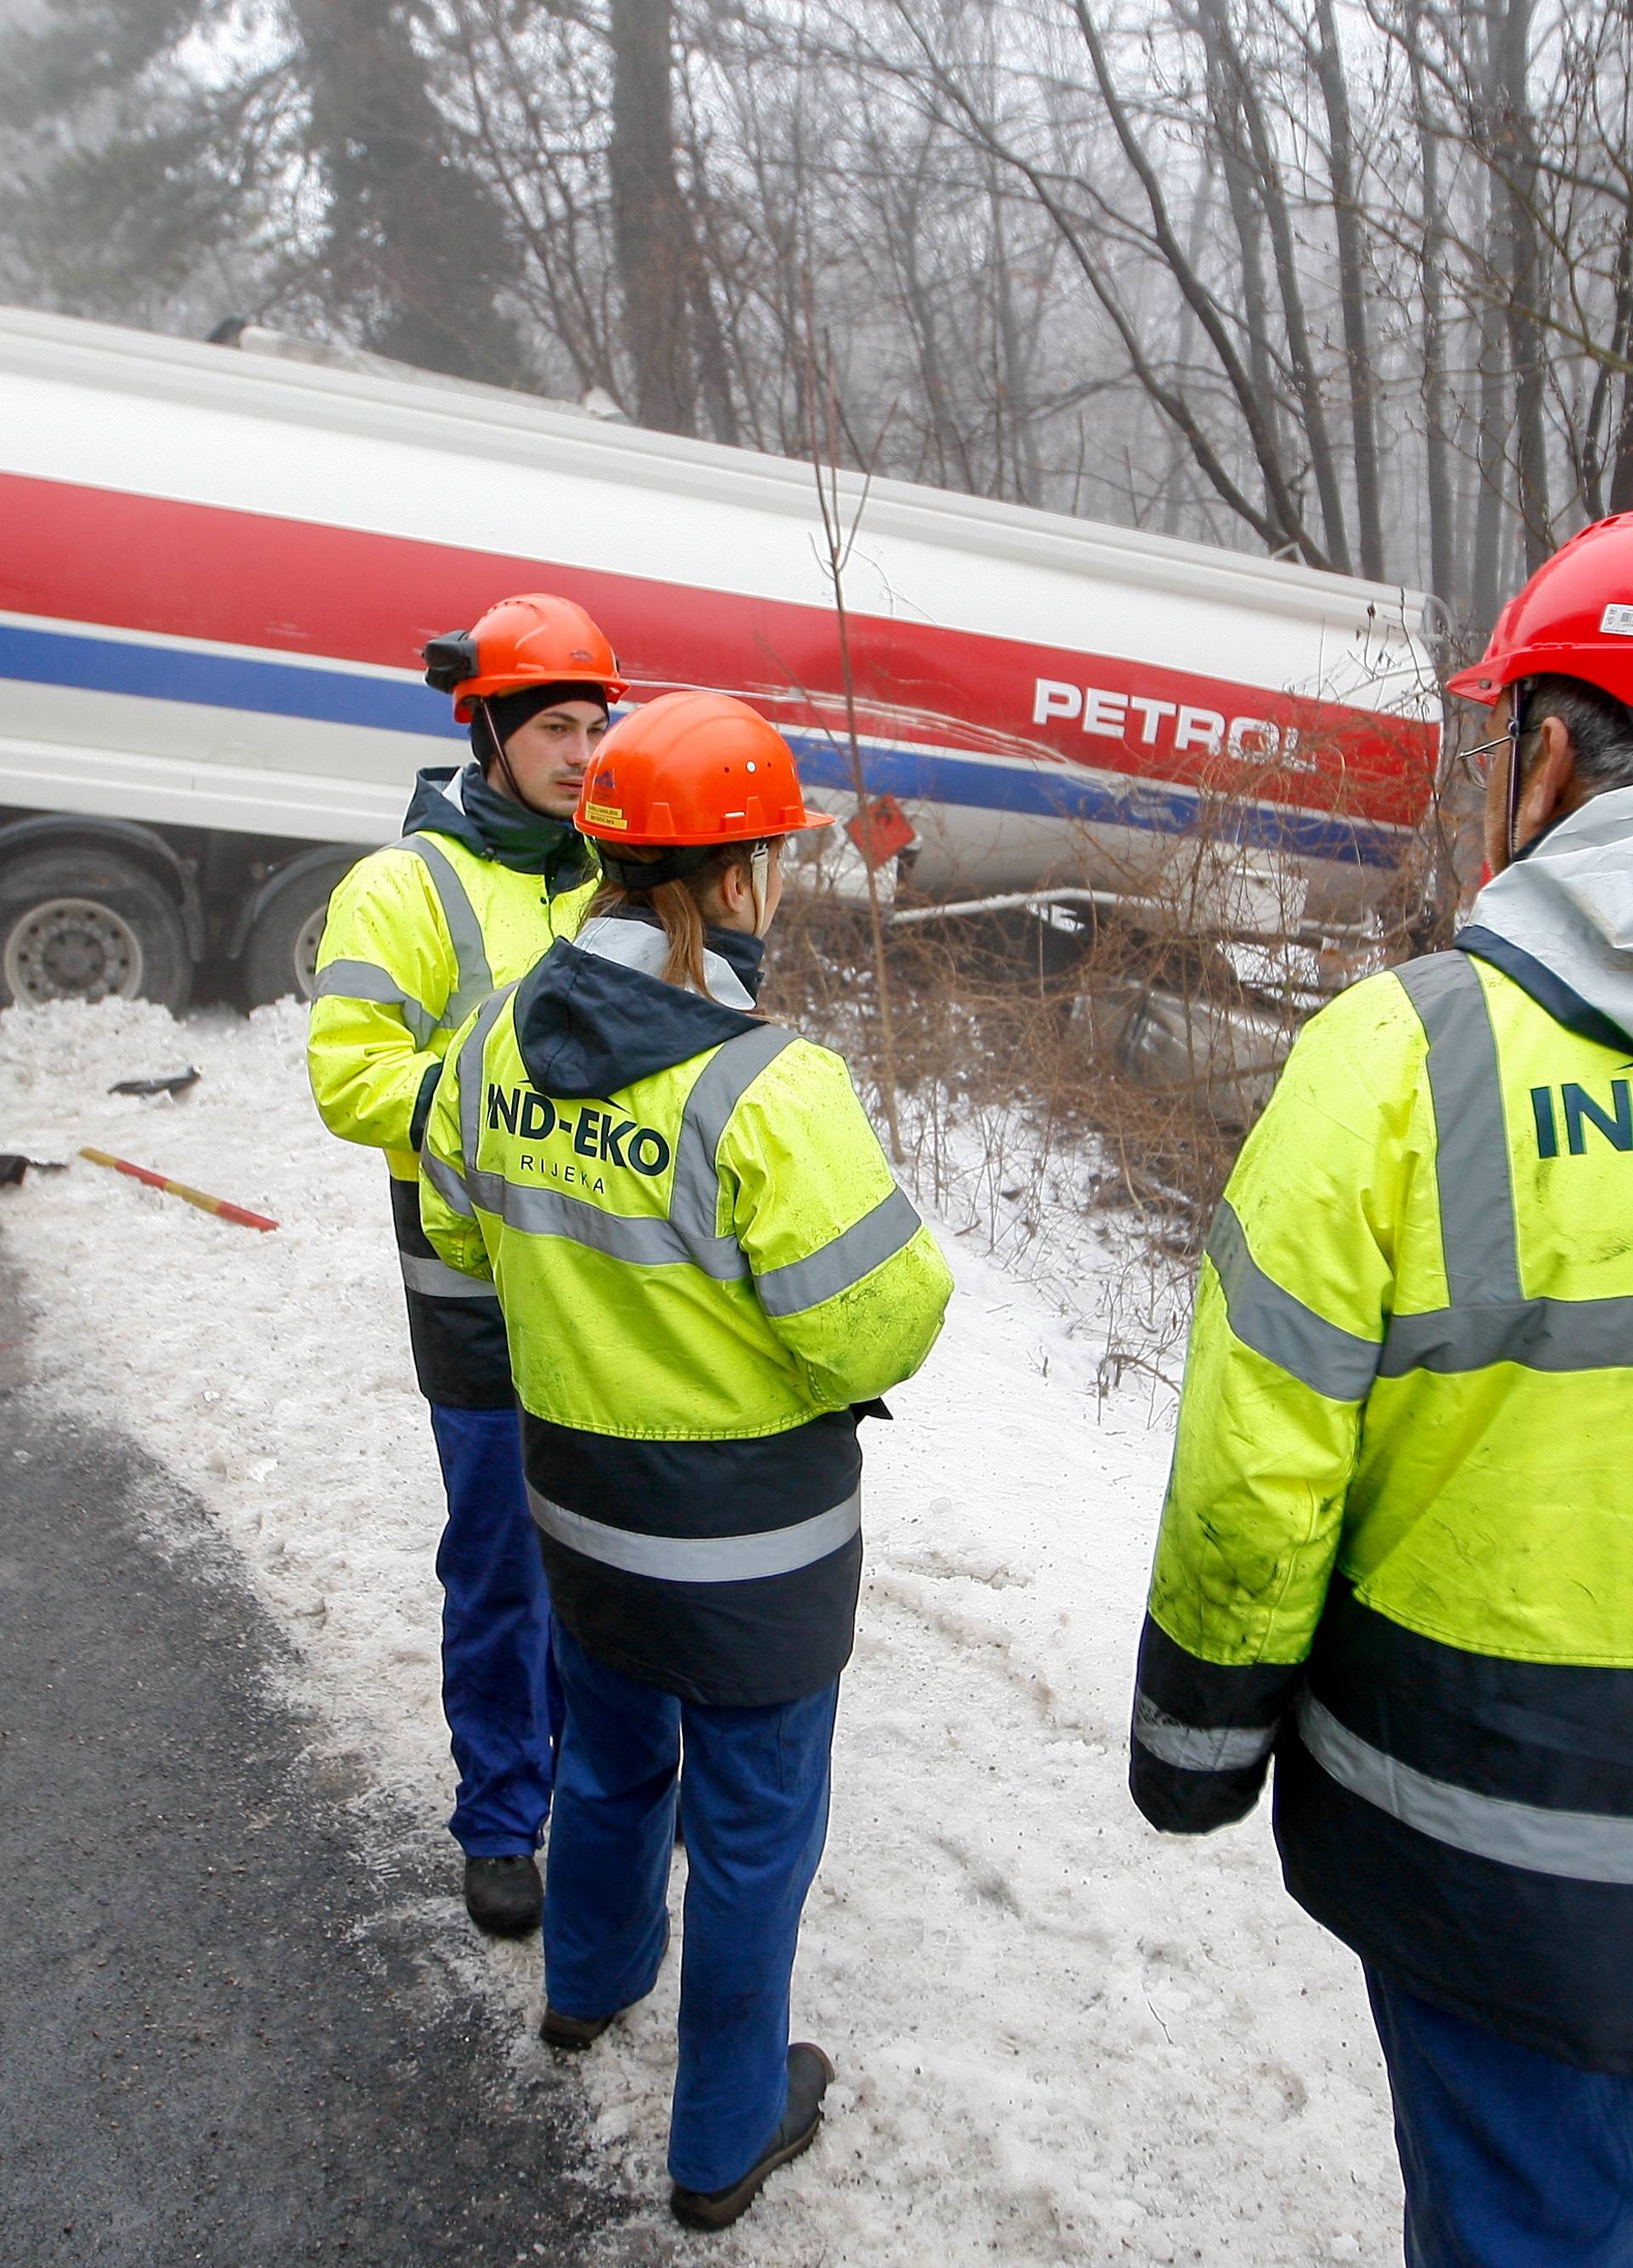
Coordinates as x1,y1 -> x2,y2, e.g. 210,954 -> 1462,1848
1457,708 -> 1538,788
1458,729 -> 1511,785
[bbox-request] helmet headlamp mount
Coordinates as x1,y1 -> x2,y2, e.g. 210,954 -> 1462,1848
422,631 -> 480,696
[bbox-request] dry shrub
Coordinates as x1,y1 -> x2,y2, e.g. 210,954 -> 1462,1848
762,885 -> 1231,1397
762,755 -> 1471,1395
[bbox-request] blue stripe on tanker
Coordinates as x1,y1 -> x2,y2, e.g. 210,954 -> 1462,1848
786,734 -> 1404,869
0,619 -> 455,738
0,619 -> 1406,869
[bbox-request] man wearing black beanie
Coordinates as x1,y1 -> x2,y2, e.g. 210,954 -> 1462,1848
309,595 -> 625,1935
469,680 -> 612,819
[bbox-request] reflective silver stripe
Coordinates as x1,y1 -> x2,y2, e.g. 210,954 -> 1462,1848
669,1025 -> 796,1248
310,959 -> 436,1047
422,1151 -> 475,1217
755,1187 -> 924,1318
1205,1198 -> 1380,1400
458,987 -> 517,1179
396,836 -> 494,1029
1133,1695 -> 1278,1774
527,1483 -> 862,1583
1297,1692 -> 1633,1884
464,1166 -> 750,1275
1380,1294 -> 1633,1377
399,1251 -> 499,1302
1382,952 -> 1633,1375
1395,955 -> 1522,1304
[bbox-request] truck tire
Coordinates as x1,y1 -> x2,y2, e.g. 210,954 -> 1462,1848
0,847 -> 192,1011
238,856 -> 356,1007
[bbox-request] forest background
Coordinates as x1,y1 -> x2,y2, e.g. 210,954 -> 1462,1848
3,0 -> 1630,649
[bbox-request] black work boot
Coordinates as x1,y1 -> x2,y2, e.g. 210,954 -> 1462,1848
542,1918 -> 671,2050
463,1853 -> 543,1936
540,2003 -> 622,2051
669,2043 -> 835,2231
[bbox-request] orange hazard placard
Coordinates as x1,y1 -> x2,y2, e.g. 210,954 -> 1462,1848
845,795 -> 917,867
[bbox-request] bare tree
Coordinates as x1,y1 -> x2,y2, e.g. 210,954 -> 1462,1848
289,0 -> 525,382
10,0 -> 1633,652
606,0 -> 698,431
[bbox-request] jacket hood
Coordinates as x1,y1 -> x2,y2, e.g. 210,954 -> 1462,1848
401,762 -> 596,888
1459,784 -> 1633,1050
514,914 -> 768,1098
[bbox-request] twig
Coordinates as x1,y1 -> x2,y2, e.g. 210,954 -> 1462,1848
801,273 -> 903,1162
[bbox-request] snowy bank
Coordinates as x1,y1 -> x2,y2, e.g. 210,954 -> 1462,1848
0,997 -> 1398,2266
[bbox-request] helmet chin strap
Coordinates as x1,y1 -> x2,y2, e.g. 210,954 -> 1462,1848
480,698 -> 549,818
1506,678 -> 1529,866
748,842 -> 771,937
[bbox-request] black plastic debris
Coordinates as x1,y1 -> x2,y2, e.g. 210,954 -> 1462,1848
109,1067 -> 201,1099
0,1155 -> 68,1188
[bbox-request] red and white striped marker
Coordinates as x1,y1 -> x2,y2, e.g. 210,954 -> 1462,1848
77,1147 -> 279,1233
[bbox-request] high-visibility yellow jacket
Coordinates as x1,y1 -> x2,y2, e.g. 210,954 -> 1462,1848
1131,787 -> 1633,2073
420,912 -> 953,1704
307,762 -> 597,1406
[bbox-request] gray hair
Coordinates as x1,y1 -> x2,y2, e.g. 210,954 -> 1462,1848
1522,674 -> 1633,795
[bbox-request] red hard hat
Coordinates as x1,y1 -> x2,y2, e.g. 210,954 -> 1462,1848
1447,514 -> 1633,709
423,593 -> 625,720
575,691 -> 835,845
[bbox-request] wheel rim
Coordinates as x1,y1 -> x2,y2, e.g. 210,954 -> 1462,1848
3,897 -> 145,1005
292,903 -> 328,1000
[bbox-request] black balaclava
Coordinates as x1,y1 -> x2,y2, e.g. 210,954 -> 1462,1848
468,681 -> 610,773
461,679 -> 609,884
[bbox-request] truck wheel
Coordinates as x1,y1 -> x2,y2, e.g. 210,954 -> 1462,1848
239,857 -> 356,1007
0,848 -> 192,1011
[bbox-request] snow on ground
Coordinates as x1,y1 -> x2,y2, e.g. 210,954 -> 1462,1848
0,997 -> 1400,2266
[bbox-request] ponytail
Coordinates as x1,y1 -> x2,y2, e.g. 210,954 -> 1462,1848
589,848 -> 758,996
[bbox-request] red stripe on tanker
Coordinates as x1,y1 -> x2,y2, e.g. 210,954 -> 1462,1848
0,472 -> 1437,831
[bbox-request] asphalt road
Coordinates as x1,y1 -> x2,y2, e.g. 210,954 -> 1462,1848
0,1282 -> 637,2267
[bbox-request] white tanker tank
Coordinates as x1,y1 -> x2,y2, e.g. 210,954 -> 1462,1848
0,305 -> 1440,1009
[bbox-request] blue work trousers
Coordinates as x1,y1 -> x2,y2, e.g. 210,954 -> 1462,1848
427,1403 -> 560,1856
1367,1968 -> 1633,2266
543,1621 -> 839,2193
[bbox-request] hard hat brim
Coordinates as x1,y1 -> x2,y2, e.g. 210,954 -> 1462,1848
452,671 -> 628,721
578,808 -> 837,846
1447,638 -> 1633,707
1444,660 -> 1503,704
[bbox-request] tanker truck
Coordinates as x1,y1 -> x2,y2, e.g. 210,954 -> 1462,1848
0,305 -> 1441,1011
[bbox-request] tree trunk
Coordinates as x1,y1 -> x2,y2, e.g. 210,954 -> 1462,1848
1310,0 -> 1385,579
607,0 -> 696,434
289,0 -> 522,385
1067,0 -> 1324,564
1408,5 -> 1457,622
989,182 -> 1041,506
1158,152 -> 1215,538
1492,0 -> 1552,571
1609,378 -> 1633,515
1192,0 -> 1351,570
1468,2 -> 1511,638
1193,3 -> 1280,460
672,69 -> 742,447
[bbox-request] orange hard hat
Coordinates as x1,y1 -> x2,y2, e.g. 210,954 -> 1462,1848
1448,514 -> 1633,709
422,592 -> 625,719
575,691 -> 835,847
